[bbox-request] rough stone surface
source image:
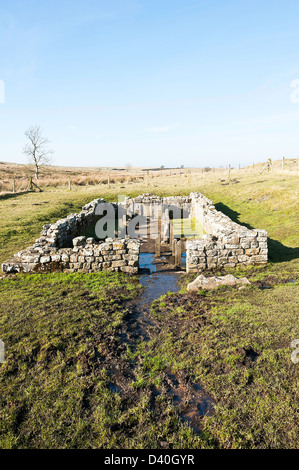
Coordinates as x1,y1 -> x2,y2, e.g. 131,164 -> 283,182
1,192 -> 268,275
186,192 -> 268,273
1,237 -> 141,274
187,274 -> 251,292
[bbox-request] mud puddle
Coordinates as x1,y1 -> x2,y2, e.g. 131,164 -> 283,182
115,252 -> 214,434
149,369 -> 214,433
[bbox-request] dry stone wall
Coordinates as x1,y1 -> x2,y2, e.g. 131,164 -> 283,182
2,236 -> 140,274
38,197 -> 108,248
1,197 -> 140,274
186,192 -> 268,273
1,192 -> 268,275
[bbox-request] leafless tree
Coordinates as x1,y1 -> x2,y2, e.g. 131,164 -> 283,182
23,125 -> 54,179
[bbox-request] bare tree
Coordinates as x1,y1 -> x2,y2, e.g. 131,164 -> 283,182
23,125 -> 54,179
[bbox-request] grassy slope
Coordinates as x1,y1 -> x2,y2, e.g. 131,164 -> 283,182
145,275 -> 299,448
0,169 -> 298,448
0,273 -> 144,448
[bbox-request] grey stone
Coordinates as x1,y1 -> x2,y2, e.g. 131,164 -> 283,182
187,274 -> 250,292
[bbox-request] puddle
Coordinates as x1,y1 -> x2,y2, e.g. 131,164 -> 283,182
166,373 -> 214,426
139,251 -> 186,275
149,371 -> 214,434
139,253 -> 157,274
139,272 -> 182,307
116,245 -> 214,435
108,383 -> 121,394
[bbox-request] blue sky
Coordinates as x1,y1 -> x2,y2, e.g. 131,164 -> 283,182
1,0 -> 299,168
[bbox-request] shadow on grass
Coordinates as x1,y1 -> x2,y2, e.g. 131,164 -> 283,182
0,191 -> 31,201
215,202 -> 299,263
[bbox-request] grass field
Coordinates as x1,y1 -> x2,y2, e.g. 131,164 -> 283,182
0,162 -> 298,448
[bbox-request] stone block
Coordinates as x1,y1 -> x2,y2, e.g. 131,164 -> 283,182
120,266 -> 138,274
73,236 -> 86,247
245,248 -> 260,255
111,260 -> 127,267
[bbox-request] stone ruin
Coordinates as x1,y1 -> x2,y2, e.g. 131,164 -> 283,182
1,192 -> 268,275
186,192 -> 268,272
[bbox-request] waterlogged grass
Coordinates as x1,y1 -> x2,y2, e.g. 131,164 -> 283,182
145,278 -> 299,448
0,272 -> 142,448
0,168 -> 298,448
0,272 -> 206,449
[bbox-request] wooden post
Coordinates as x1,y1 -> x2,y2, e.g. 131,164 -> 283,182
187,170 -> 190,184
68,177 -> 71,190
155,235 -> 161,258
175,240 -> 181,268
172,237 -> 176,257
147,171 -> 150,186
27,176 -> 42,192
170,222 -> 174,248
12,179 -> 15,193
282,157 -> 285,171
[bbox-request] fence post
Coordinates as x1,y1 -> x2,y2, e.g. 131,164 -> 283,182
68,177 -> 71,190
155,235 -> 161,258
175,240 -> 181,268
12,179 -> 15,193
170,222 -> 174,248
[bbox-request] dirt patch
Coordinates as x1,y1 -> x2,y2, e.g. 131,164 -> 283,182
252,275 -> 298,290
102,273 -> 216,436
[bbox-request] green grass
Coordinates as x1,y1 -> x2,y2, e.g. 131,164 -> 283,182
0,273 -> 206,448
0,169 -> 298,448
0,272 -> 142,448
143,277 -> 299,448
